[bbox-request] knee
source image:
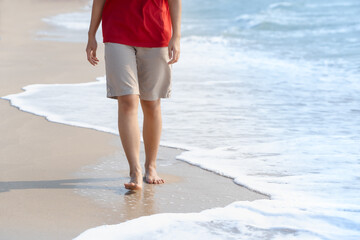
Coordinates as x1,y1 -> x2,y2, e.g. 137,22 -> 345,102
141,99 -> 161,115
117,95 -> 138,114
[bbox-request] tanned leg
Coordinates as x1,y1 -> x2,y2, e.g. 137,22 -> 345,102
117,94 -> 143,190
140,98 -> 165,184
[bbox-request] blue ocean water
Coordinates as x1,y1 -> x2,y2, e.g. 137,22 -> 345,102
4,0 -> 360,239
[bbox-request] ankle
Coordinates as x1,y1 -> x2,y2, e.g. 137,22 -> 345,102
144,163 -> 157,172
129,166 -> 142,177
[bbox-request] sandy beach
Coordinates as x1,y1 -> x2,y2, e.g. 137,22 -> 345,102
0,0 -> 269,239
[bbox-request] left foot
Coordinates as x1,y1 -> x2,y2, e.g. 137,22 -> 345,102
144,166 -> 165,184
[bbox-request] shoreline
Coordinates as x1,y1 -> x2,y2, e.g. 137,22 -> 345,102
1,76 -> 189,153
0,0 -> 269,239
1,76 -> 270,198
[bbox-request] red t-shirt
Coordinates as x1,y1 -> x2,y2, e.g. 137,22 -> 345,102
101,0 -> 173,47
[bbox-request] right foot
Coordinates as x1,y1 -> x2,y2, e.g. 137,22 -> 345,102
124,170 -> 143,190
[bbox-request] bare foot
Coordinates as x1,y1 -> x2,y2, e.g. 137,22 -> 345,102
124,170 -> 143,190
144,166 -> 165,184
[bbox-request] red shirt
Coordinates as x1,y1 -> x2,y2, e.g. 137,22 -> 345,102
101,0 -> 173,47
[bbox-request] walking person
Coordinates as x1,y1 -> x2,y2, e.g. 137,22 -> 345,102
86,0 -> 181,191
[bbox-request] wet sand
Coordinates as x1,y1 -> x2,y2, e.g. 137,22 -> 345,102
0,0 -> 270,239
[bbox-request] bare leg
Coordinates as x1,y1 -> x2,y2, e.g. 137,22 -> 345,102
140,98 -> 165,184
117,94 -> 143,190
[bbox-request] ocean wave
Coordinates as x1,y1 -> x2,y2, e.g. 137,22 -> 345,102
305,2 -> 360,9
268,2 -> 294,10
42,11 -> 90,30
73,198 -> 360,240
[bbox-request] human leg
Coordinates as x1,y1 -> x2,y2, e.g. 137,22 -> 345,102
136,46 -> 172,184
140,98 -> 164,184
117,94 -> 143,190
104,42 -> 143,190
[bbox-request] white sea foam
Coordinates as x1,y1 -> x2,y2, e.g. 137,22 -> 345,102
37,1 -> 101,42
74,199 -> 360,240
41,0 -> 92,30
42,12 -> 90,30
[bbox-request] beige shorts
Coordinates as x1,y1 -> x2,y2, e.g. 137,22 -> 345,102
104,42 -> 172,101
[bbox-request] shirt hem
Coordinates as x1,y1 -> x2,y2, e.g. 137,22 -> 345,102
103,38 -> 170,48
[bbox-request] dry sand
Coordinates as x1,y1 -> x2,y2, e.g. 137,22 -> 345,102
0,0 -> 270,239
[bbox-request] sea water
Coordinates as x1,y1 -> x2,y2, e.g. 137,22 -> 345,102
3,0 -> 360,239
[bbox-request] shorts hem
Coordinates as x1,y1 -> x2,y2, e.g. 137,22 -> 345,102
139,91 -> 172,101
107,92 -> 140,100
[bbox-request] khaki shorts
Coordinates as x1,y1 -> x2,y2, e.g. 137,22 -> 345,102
104,42 -> 172,101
